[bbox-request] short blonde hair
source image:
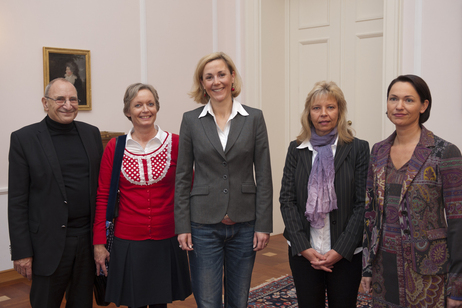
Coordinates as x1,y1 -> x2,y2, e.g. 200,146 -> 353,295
123,83 -> 160,121
297,81 -> 354,144
189,52 -> 242,104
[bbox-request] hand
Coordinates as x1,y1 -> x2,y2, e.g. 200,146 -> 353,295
300,248 -> 331,272
14,257 -> 32,280
311,249 -> 343,270
178,233 -> 193,251
94,244 -> 110,276
253,232 -> 270,251
447,298 -> 462,308
361,277 -> 372,294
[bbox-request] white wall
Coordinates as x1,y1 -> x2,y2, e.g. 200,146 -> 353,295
0,195 -> 9,267
0,0 -> 241,271
261,0 -> 287,235
401,0 -> 462,150
147,0 -> 215,132
257,0 -> 462,237
2,0 -> 462,273
0,0 -> 142,272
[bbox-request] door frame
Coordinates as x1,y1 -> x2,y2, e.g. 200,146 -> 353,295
244,0 -> 402,141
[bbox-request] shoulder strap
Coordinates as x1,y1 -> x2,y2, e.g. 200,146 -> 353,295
106,135 -> 127,221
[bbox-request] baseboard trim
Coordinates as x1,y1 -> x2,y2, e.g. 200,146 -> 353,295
0,269 -> 23,284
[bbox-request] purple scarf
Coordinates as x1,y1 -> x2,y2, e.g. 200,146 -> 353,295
305,127 -> 338,228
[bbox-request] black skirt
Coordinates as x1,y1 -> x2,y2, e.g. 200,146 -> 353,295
105,236 -> 192,307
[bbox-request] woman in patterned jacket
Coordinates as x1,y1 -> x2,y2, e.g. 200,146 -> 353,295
362,75 -> 462,307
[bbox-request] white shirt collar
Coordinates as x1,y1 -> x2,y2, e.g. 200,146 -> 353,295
198,100 -> 249,119
297,135 -> 339,151
126,124 -> 167,144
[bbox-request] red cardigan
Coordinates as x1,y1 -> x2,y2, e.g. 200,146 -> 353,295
93,133 -> 178,244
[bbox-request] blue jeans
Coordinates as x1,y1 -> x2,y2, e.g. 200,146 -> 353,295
189,221 -> 256,308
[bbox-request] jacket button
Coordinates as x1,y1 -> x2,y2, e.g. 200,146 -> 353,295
404,229 -> 410,235
401,210 -> 408,216
222,161 -> 227,166
223,175 -> 228,180
64,201 -> 68,204
332,220 -> 336,225
61,225 -> 66,228
223,189 -> 228,194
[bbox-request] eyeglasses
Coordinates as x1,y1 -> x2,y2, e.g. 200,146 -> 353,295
45,96 -> 80,106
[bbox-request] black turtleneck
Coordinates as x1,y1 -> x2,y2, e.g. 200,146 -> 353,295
46,116 -> 90,236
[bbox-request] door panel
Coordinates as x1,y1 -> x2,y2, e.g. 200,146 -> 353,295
289,0 -> 384,146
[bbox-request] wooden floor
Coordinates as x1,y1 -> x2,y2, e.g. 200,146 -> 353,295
0,234 -> 291,308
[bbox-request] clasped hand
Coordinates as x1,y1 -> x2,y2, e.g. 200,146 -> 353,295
301,248 -> 342,272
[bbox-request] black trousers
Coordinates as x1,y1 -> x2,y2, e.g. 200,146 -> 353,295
288,246 -> 362,308
30,233 -> 94,308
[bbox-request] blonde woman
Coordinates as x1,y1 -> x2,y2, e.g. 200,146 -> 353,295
280,81 -> 369,307
175,52 -> 273,308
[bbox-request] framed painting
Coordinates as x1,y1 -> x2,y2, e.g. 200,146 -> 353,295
43,47 -> 91,110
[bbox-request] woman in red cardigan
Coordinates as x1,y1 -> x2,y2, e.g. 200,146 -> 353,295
93,83 -> 191,308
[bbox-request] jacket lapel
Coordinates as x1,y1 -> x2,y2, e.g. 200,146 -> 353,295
224,114 -> 245,154
75,122 -> 91,163
399,127 -> 434,206
200,114 -> 226,160
36,119 -> 67,199
374,135 -> 394,212
75,121 -> 92,177
334,142 -> 352,173
299,147 -> 313,175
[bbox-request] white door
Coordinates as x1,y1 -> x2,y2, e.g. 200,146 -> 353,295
289,0 -> 385,146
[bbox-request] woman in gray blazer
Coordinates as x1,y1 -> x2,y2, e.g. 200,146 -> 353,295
175,52 -> 273,308
280,81 -> 369,308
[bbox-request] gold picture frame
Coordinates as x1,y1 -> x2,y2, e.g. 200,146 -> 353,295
43,47 -> 91,110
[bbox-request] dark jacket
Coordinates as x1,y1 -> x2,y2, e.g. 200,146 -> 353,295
8,117 -> 103,276
280,137 -> 369,261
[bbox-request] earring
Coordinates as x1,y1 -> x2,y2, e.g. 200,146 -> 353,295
203,89 -> 207,97
231,83 -> 235,92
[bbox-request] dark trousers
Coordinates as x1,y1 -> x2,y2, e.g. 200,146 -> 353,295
30,233 -> 94,308
288,246 -> 362,308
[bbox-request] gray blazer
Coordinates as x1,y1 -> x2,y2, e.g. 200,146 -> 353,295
175,104 -> 273,234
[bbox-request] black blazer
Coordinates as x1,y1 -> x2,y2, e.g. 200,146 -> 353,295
8,117 -> 103,276
280,137 -> 369,261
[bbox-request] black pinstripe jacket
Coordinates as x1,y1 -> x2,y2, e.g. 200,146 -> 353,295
279,137 -> 369,261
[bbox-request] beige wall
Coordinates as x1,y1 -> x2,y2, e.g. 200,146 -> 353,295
0,0 -> 241,271
1,0 -> 462,272
401,0 -> 462,150
0,0 -> 143,270
261,0 -> 287,235
259,0 -> 462,238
